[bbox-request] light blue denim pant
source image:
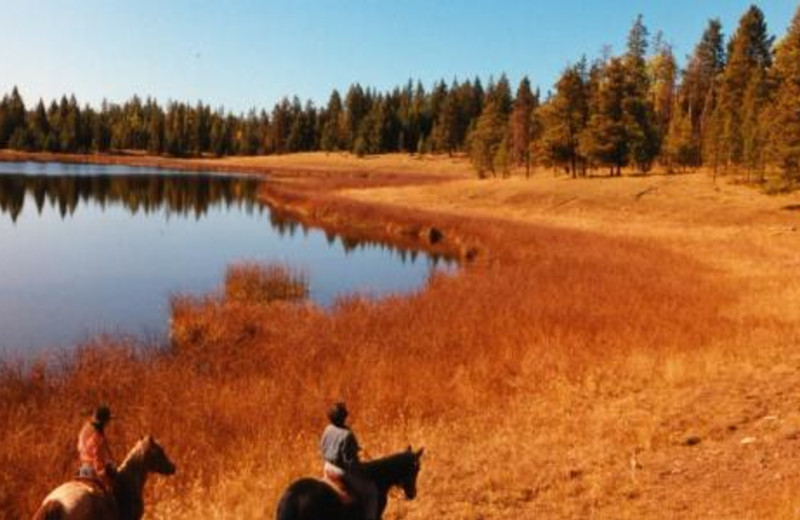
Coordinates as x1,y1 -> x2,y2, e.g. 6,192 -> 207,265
78,464 -> 97,479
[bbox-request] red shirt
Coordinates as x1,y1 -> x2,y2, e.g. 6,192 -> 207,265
77,422 -> 114,475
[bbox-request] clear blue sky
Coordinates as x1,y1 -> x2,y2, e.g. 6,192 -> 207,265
1,1 -> 796,113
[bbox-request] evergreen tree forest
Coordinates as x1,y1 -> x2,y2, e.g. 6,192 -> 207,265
1,5 -> 799,182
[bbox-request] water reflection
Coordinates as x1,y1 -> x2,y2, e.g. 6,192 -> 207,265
0,163 -> 455,354
0,173 -> 264,222
0,173 -> 450,266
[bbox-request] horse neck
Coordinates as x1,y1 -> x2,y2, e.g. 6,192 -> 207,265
363,452 -> 412,494
115,443 -> 148,520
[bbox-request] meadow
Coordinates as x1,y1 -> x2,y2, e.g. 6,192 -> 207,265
1,152 -> 799,518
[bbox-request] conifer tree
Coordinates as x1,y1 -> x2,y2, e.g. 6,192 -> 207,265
344,84 -> 369,151
469,84 -> 510,178
320,90 -> 345,151
766,5 -> 800,181
716,5 -> 774,168
741,66 -> 770,180
682,19 -> 726,162
663,100 -> 696,171
30,99 -> 50,149
581,57 -> 629,175
649,36 -> 677,149
0,87 -> 27,147
540,62 -> 589,176
510,76 -> 537,176
623,15 -> 659,172
432,83 -> 459,155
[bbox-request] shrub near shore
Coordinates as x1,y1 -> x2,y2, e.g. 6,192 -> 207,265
0,198 -> 732,518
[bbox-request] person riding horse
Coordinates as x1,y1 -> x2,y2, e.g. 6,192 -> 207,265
77,405 -> 116,488
320,402 -> 379,520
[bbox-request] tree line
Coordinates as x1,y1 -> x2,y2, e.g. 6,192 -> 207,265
1,4 -> 798,181
0,173 -> 263,222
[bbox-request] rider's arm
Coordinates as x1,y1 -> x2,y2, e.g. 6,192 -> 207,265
342,432 -> 360,469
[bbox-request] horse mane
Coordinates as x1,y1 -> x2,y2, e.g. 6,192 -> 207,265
115,436 -> 155,520
118,437 -> 149,473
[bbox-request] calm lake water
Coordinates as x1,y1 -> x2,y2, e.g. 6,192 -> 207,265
0,161 -> 452,355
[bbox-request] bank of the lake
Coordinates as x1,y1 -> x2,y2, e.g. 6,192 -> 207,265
2,151 -> 799,519
0,159 -> 454,355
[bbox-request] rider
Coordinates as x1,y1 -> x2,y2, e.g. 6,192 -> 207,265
320,402 -> 378,520
77,405 -> 116,485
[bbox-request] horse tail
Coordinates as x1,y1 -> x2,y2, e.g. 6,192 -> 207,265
33,500 -> 65,520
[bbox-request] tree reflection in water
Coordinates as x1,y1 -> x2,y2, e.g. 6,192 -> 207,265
0,173 -> 265,222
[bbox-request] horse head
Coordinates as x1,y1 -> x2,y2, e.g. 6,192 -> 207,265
138,435 -> 176,476
400,446 -> 424,500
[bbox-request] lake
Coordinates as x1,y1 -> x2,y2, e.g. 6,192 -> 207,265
0,161 -> 453,355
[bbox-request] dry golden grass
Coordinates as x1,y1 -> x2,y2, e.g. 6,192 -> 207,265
222,262 -> 309,305
1,152 -> 799,519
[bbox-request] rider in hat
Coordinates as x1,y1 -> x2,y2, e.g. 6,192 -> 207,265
77,405 -> 116,484
320,402 -> 378,520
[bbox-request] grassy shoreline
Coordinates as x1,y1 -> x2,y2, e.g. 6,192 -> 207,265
2,152 -> 799,518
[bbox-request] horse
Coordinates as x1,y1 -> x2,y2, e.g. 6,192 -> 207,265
275,447 -> 424,520
33,435 -> 176,520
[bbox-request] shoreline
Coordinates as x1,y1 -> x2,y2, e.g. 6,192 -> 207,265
0,149 -> 481,262
3,150 -> 800,518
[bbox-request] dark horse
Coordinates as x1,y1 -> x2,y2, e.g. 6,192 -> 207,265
33,435 -> 176,520
276,447 -> 424,520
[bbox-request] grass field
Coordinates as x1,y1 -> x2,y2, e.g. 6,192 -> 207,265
1,152 -> 799,518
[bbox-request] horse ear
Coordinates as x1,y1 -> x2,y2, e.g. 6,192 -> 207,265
416,447 -> 425,458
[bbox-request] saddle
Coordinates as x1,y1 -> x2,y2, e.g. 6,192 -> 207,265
321,471 -> 355,505
74,476 -> 113,497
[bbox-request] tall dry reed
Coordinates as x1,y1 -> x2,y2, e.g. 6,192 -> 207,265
0,196 -> 733,518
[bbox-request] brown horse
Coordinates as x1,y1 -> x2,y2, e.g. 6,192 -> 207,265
33,435 -> 176,520
275,447 -> 424,520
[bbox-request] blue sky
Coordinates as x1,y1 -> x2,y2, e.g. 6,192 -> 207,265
0,1 -> 796,113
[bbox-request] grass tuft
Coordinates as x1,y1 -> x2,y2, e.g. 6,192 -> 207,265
224,262 -> 309,305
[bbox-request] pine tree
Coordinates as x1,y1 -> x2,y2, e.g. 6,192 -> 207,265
701,83 -> 725,176
581,57 -> 629,175
541,62 -> 589,176
468,88 -> 510,178
1,87 -> 27,148
663,100 -> 696,171
716,5 -> 774,168
321,90 -> 345,151
623,15 -> 659,172
510,76 -> 537,176
30,99 -> 50,149
681,19 -> 726,163
432,83 -> 459,155
766,5 -> 800,181
649,36 -> 677,150
344,84 -> 369,151
741,66 -> 769,180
